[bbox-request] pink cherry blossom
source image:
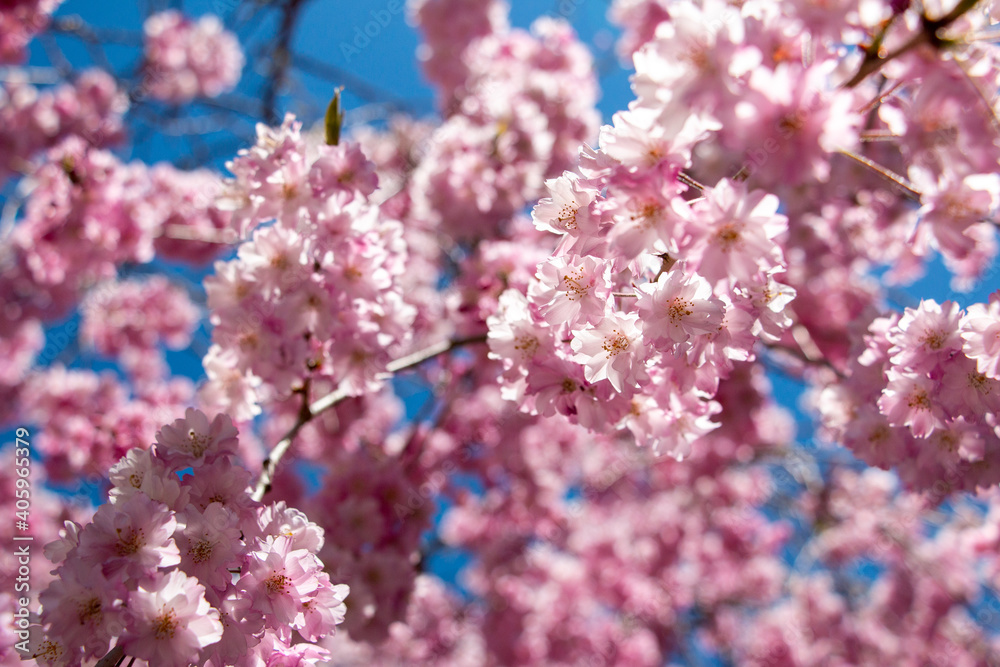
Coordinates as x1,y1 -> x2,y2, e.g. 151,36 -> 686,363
238,534 -> 326,631
38,564 -> 122,660
75,493 -> 180,581
0,0 -> 62,63
677,178 -> 787,287
888,299 -> 964,371
531,171 -> 601,237
80,276 -> 199,358
636,266 -> 725,345
154,408 -> 239,469
530,254 -> 612,326
962,290 -> 1000,380
122,569 -> 224,667
571,311 -> 649,393
142,10 -> 244,102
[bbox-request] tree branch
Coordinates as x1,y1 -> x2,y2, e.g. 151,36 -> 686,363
262,0 -> 309,125
836,148 -> 922,200
251,333 -> 488,501
94,645 -> 125,667
844,0 -> 984,88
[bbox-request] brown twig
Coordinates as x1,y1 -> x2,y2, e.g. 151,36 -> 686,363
844,0 -> 984,88
836,148 -> 922,200
251,334 -> 488,501
94,645 -> 125,667
262,0 -> 308,125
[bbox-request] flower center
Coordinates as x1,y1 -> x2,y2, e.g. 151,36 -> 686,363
153,607 -> 178,639
77,596 -> 102,626
602,329 -> 630,358
514,335 -> 539,359
189,539 -> 215,564
629,202 -> 662,230
265,572 -> 291,596
920,329 -> 946,350
969,373 -> 991,394
561,268 -> 589,301
668,297 -> 694,324
115,528 -> 144,556
187,428 -> 210,458
906,389 -> 930,410
558,202 -> 578,230
713,224 -> 742,251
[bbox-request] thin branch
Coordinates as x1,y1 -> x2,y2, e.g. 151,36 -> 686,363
836,148 -> 922,200
251,334 -> 488,501
762,338 -> 844,379
0,66 -> 64,84
159,224 -> 239,244
844,0 -> 984,88
262,0 -> 309,125
859,130 -> 901,142
94,645 -> 125,667
49,16 -> 144,47
677,171 -> 706,191
196,94 -> 261,121
38,33 -> 72,77
856,77 -> 903,115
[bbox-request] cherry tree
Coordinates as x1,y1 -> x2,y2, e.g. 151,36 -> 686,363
3,0 -> 1000,665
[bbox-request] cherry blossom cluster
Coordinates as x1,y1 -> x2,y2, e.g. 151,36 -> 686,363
246,386 -> 438,645
20,365 -> 193,482
8,138 -> 156,297
0,137 -> 231,347
816,295 -> 1000,496
0,448 -> 92,667
409,1 -> 600,240
0,0 -> 62,64
603,0 -> 1000,302
323,574 -> 486,665
721,467 -> 1000,665
0,69 -> 126,185
374,355 -> 1000,665
355,363 -> 795,665
202,115 -> 421,420
0,85 -> 231,443
308,435 -> 432,643
141,10 -> 244,103
33,409 -> 349,667
482,0 -> 1000,465
489,172 -> 795,457
408,0 -> 509,108
0,319 -> 42,425
79,275 -> 200,380
149,163 -> 237,264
